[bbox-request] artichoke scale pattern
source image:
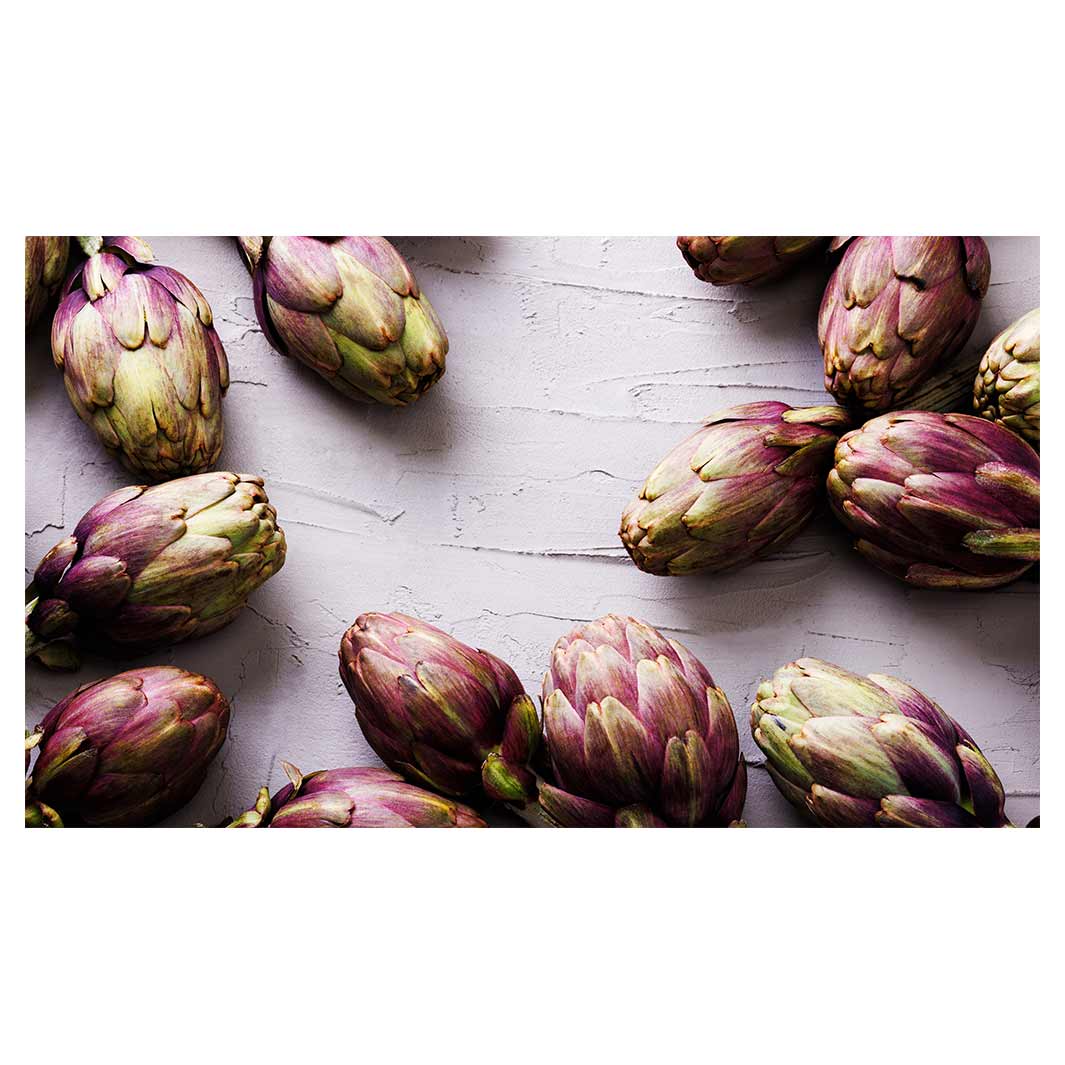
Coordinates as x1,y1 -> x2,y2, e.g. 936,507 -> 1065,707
240,236 -> 447,406
230,764 -> 486,828
820,236 -> 990,412
27,666 -> 229,827
51,236 -> 229,480
751,658 -> 1009,827
827,411 -> 1039,589
974,307 -> 1040,446
26,471 -> 286,662
540,615 -> 746,827
677,235 -> 826,285
25,235 -> 70,328
620,401 -> 851,575
339,612 -> 540,803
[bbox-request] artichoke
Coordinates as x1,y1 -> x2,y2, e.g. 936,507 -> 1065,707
26,471 -> 286,666
229,763 -> 486,828
751,658 -> 1010,827
238,236 -> 447,406
51,236 -> 229,480
974,307 -> 1040,446
620,401 -> 851,575
25,236 -> 70,328
339,613 -> 540,804
820,236 -> 990,412
827,411 -> 1039,589
677,236 -> 827,285
539,614 -> 745,827
25,666 -> 229,827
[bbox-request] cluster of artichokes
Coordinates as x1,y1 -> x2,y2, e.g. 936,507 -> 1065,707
646,235 -> 1040,590
25,604 -> 1020,829
24,235 -> 1036,828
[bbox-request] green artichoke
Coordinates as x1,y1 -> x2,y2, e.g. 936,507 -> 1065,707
51,236 -> 229,480
229,763 -> 486,828
26,471 -> 286,666
620,401 -> 851,575
539,615 -> 746,827
25,236 -> 70,328
238,236 -> 447,405
820,236 -> 990,412
26,666 -> 229,827
974,307 -> 1040,446
339,612 -> 540,804
677,236 -> 827,285
751,658 -> 1010,827
827,411 -> 1039,589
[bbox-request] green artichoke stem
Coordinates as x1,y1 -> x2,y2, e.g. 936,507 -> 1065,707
225,787 -> 272,827
75,236 -> 104,257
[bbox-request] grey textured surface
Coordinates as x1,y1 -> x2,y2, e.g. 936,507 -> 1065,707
24,236 -> 1040,827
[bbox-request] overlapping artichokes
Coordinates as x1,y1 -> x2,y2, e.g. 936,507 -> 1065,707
677,236 -> 826,285
827,411 -> 1039,589
26,472 -> 286,666
820,236 -> 990,412
25,236 -> 70,328
751,658 -> 1010,827
25,666 -> 229,827
620,401 -> 851,575
539,615 -> 745,827
238,236 -> 447,405
51,236 -> 229,480
339,613 -> 540,803
974,307 -> 1040,446
229,763 -> 486,828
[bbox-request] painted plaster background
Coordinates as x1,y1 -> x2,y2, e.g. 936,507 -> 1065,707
24,236 -> 1040,827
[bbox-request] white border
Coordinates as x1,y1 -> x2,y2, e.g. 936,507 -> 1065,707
5,2 -> 1055,1061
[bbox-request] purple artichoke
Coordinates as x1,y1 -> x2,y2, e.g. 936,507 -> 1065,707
819,236 -> 990,412
620,401 -> 851,575
26,471 -> 286,666
230,763 -> 486,828
677,235 -> 827,285
827,411 -> 1039,589
539,615 -> 746,827
238,236 -> 447,406
25,666 -> 229,827
25,236 -> 70,328
751,658 -> 1009,827
51,237 -> 229,480
339,613 -> 540,803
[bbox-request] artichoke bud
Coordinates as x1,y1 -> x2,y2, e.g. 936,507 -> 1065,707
677,236 -> 827,286
240,236 -> 447,406
27,666 -> 230,827
25,472 -> 286,663
621,401 -> 851,576
539,615 -> 746,827
828,411 -> 1039,589
974,307 -> 1040,447
820,236 -> 990,412
339,612 -> 539,804
51,236 -> 230,481
752,658 -> 1011,827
